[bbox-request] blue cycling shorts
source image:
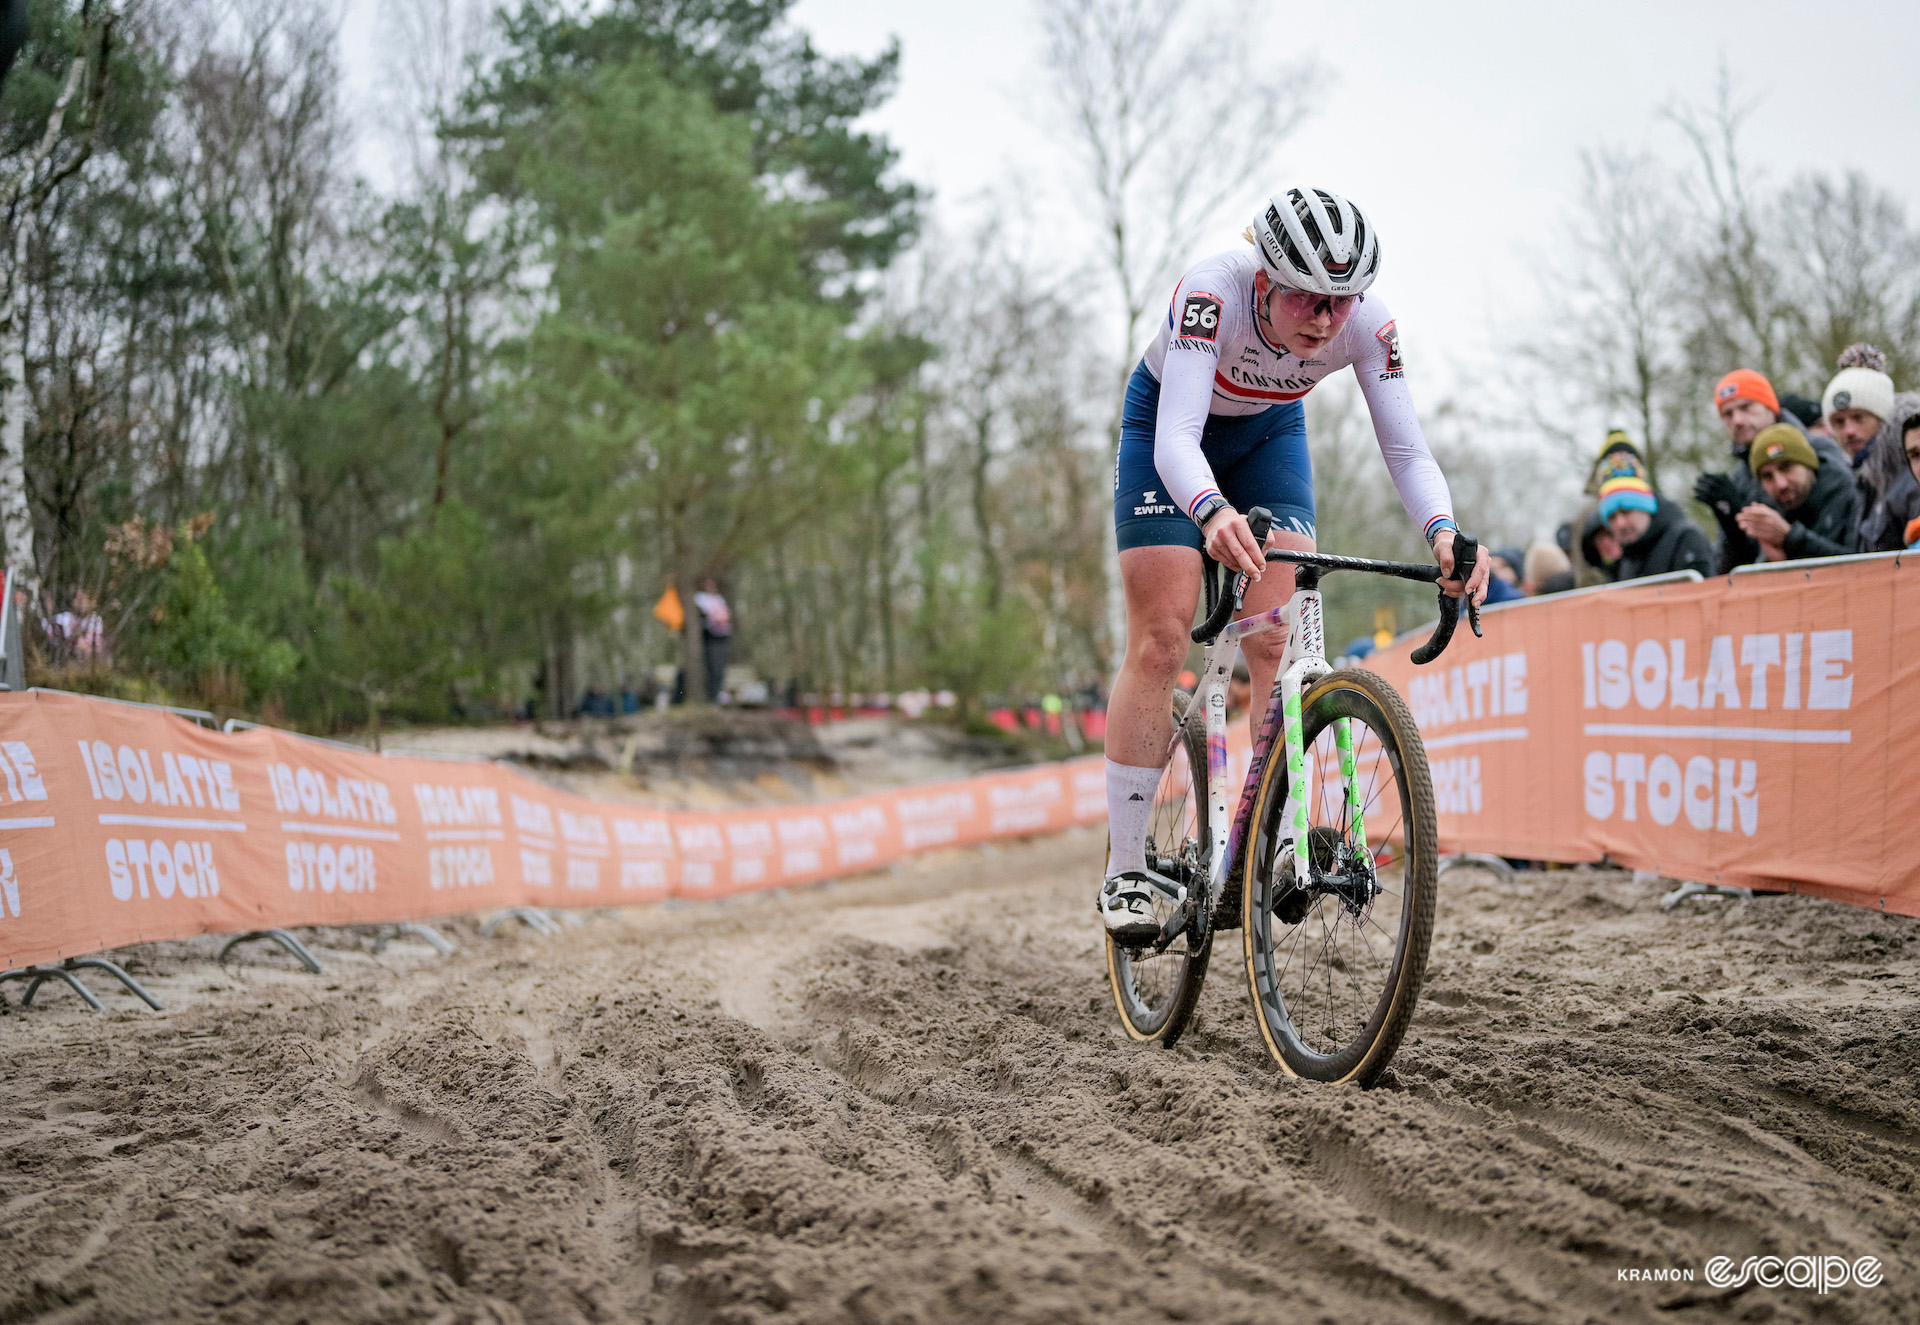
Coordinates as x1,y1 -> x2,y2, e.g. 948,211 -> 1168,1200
1112,361 -> 1315,552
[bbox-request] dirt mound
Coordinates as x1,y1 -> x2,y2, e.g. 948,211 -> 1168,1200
379,711 -> 1068,810
3,839 -> 1917,1323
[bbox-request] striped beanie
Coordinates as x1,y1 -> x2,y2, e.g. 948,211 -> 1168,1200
1598,473 -> 1658,521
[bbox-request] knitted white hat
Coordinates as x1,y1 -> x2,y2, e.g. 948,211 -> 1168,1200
1822,343 -> 1895,423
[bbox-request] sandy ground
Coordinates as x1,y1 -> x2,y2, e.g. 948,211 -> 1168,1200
3,831 -> 1919,1325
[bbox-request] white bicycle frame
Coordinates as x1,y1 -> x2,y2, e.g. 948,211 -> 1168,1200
1163,578 -> 1369,917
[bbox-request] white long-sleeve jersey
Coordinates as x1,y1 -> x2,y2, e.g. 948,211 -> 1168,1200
1139,248 -> 1455,541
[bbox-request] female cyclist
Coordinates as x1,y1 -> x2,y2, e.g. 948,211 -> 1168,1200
1099,186 -> 1490,941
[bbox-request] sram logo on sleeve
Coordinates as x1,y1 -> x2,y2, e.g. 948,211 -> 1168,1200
1376,319 -> 1404,377
1178,292 -> 1222,345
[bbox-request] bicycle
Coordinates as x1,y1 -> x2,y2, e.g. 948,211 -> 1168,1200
1105,507 -> 1481,1085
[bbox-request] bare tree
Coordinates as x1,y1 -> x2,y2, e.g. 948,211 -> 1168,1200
1037,0 -> 1324,663
1665,69 -> 1796,387
1518,149 -> 1700,480
1773,172 -> 1920,389
0,4 -> 114,593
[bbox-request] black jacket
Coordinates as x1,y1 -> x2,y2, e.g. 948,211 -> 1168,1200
1779,454 -> 1861,560
1616,496 -> 1715,581
1866,469 -> 1920,553
1858,464 -> 1920,553
1700,425 -> 1853,570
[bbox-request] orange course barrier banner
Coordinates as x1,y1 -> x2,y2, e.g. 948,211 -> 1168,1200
1363,554 -> 1920,914
0,689 -> 1107,970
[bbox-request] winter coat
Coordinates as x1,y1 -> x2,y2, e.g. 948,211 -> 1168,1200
1856,391 -> 1920,551
1864,469 -> 1920,553
1702,419 -> 1852,570
1571,501 -> 1616,587
1615,496 -> 1715,581
1777,450 -> 1862,560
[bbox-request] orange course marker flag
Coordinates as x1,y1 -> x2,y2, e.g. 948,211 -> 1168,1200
653,585 -> 685,633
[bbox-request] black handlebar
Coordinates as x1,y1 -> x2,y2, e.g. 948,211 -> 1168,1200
1409,534 -> 1481,665
1189,507 -> 1273,644
1188,506 -> 1482,664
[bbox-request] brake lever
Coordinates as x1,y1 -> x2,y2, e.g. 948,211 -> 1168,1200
1190,505 -> 1276,644
1410,531 -> 1481,665
1454,534 -> 1483,639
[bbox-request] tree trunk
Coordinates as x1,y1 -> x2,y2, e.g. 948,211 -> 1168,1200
971,410 -> 1000,610
678,574 -> 707,707
0,49 -> 93,593
0,215 -> 34,588
875,466 -> 895,693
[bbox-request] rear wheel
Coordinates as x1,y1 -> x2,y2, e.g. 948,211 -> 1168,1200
1106,695 -> 1213,1046
1241,669 -> 1436,1085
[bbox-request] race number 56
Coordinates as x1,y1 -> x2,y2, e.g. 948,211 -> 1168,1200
1180,292 -> 1221,342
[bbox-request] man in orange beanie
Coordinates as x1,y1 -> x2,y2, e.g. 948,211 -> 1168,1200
1695,368 -> 1849,571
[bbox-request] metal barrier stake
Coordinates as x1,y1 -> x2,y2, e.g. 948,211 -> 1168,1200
371,922 -> 453,956
1438,853 -> 1516,883
479,907 -> 559,938
218,929 -> 325,974
1661,881 -> 1754,910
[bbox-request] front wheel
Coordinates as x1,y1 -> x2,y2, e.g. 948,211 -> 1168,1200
1241,668 -> 1437,1085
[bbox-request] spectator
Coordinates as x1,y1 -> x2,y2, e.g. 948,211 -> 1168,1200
1695,369 -> 1848,572
1483,546 -> 1525,604
1601,473 -> 1714,580
1900,413 -> 1920,549
1779,393 -> 1825,434
1857,392 -> 1920,551
1822,344 -> 1903,549
1577,506 -> 1621,584
1521,540 -> 1574,595
1570,431 -> 1647,587
1737,424 -> 1859,561
693,577 -> 732,703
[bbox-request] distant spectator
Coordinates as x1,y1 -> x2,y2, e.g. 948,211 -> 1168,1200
1900,413 -> 1920,550
1779,393 -> 1824,432
1483,546 -> 1525,604
1856,391 -> 1920,552
1570,431 -> 1647,587
1737,424 -> 1859,561
50,589 -> 103,659
1601,473 -> 1713,580
1577,506 -> 1621,584
1695,369 -> 1848,572
693,577 -> 732,703
1521,540 -> 1574,595
1822,344 -> 1903,550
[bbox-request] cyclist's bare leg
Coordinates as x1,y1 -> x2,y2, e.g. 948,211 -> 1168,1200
1099,546 -> 1204,928
1106,545 -> 1204,766
1235,530 -> 1314,744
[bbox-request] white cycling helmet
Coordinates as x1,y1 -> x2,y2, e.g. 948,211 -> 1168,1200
1251,187 -> 1381,296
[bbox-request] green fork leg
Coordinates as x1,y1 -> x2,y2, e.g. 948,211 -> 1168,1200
1281,686 -> 1310,877
1335,716 -> 1371,855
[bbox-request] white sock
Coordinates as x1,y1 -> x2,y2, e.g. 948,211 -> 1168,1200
1105,758 -> 1163,877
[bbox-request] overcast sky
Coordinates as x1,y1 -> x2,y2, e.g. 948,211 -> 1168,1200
785,0 -> 1920,388
341,0 -> 1920,408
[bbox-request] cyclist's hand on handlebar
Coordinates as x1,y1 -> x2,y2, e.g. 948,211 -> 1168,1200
1431,529 -> 1489,607
1202,507 -> 1266,578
